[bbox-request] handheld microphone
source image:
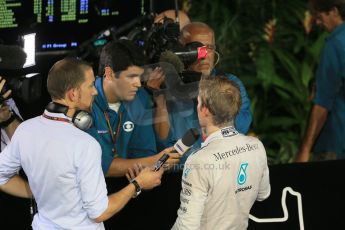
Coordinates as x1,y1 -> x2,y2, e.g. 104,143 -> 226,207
159,50 -> 185,73
152,128 -> 200,171
159,51 -> 200,100
153,154 -> 169,171
174,128 -> 200,156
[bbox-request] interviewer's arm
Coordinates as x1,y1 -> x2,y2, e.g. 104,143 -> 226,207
94,167 -> 163,223
93,182 -> 136,223
0,175 -> 32,198
106,147 -> 179,177
0,132 -> 30,198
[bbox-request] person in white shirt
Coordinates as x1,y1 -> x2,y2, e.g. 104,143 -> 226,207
0,58 -> 167,229
172,75 -> 270,230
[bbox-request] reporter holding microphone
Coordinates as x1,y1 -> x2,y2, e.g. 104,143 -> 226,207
0,58 -> 165,229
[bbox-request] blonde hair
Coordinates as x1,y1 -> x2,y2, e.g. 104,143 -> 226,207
199,75 -> 241,127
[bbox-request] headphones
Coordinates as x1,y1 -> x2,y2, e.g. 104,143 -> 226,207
45,102 -> 93,131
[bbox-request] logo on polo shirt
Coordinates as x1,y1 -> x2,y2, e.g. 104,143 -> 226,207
237,163 -> 248,185
183,168 -> 191,179
97,130 -> 109,134
123,121 -> 134,132
221,127 -> 238,137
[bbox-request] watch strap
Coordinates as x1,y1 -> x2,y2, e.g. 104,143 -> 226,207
131,179 -> 141,198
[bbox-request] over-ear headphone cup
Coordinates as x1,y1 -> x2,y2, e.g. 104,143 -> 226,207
46,102 -> 69,114
72,110 -> 93,131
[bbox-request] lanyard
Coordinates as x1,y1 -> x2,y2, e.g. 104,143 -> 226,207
42,113 -> 71,124
104,111 -> 122,157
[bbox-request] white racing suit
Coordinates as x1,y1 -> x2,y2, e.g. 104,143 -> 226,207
172,126 -> 270,230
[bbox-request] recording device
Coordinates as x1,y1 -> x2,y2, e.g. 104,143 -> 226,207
0,44 -> 27,70
83,10 -> 207,71
159,50 -> 202,83
155,51 -> 201,100
0,40 -> 42,104
127,16 -> 207,68
153,154 -> 169,171
174,128 -> 200,156
173,41 -> 207,67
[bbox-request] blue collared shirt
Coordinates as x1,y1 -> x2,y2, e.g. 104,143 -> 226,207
87,77 -> 157,174
313,22 -> 345,159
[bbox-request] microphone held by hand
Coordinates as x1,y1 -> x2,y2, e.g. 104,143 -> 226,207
174,128 -> 200,156
153,154 -> 170,171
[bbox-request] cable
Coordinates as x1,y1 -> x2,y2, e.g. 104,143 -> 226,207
214,50 -> 220,67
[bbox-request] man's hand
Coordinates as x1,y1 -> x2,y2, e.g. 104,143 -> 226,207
146,67 -> 165,90
0,76 -> 14,123
155,146 -> 181,170
295,104 -> 329,163
295,150 -> 310,163
0,76 -> 12,106
135,167 -> 164,190
126,163 -> 143,182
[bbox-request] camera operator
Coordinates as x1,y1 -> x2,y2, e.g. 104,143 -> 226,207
0,76 -> 22,150
154,9 -> 191,30
176,22 -> 252,136
145,22 -> 253,170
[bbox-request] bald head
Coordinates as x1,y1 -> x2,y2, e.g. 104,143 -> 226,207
180,22 -> 216,75
180,22 -> 215,45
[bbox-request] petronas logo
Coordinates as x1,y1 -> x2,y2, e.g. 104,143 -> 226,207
183,168 -> 191,179
237,163 -> 249,185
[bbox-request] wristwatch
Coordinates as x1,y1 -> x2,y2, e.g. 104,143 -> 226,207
131,179 -> 141,198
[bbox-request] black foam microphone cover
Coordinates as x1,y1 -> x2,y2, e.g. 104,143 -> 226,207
174,128 -> 200,155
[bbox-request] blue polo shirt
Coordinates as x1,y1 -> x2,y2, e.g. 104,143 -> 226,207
313,22 -> 345,159
87,77 -> 157,174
